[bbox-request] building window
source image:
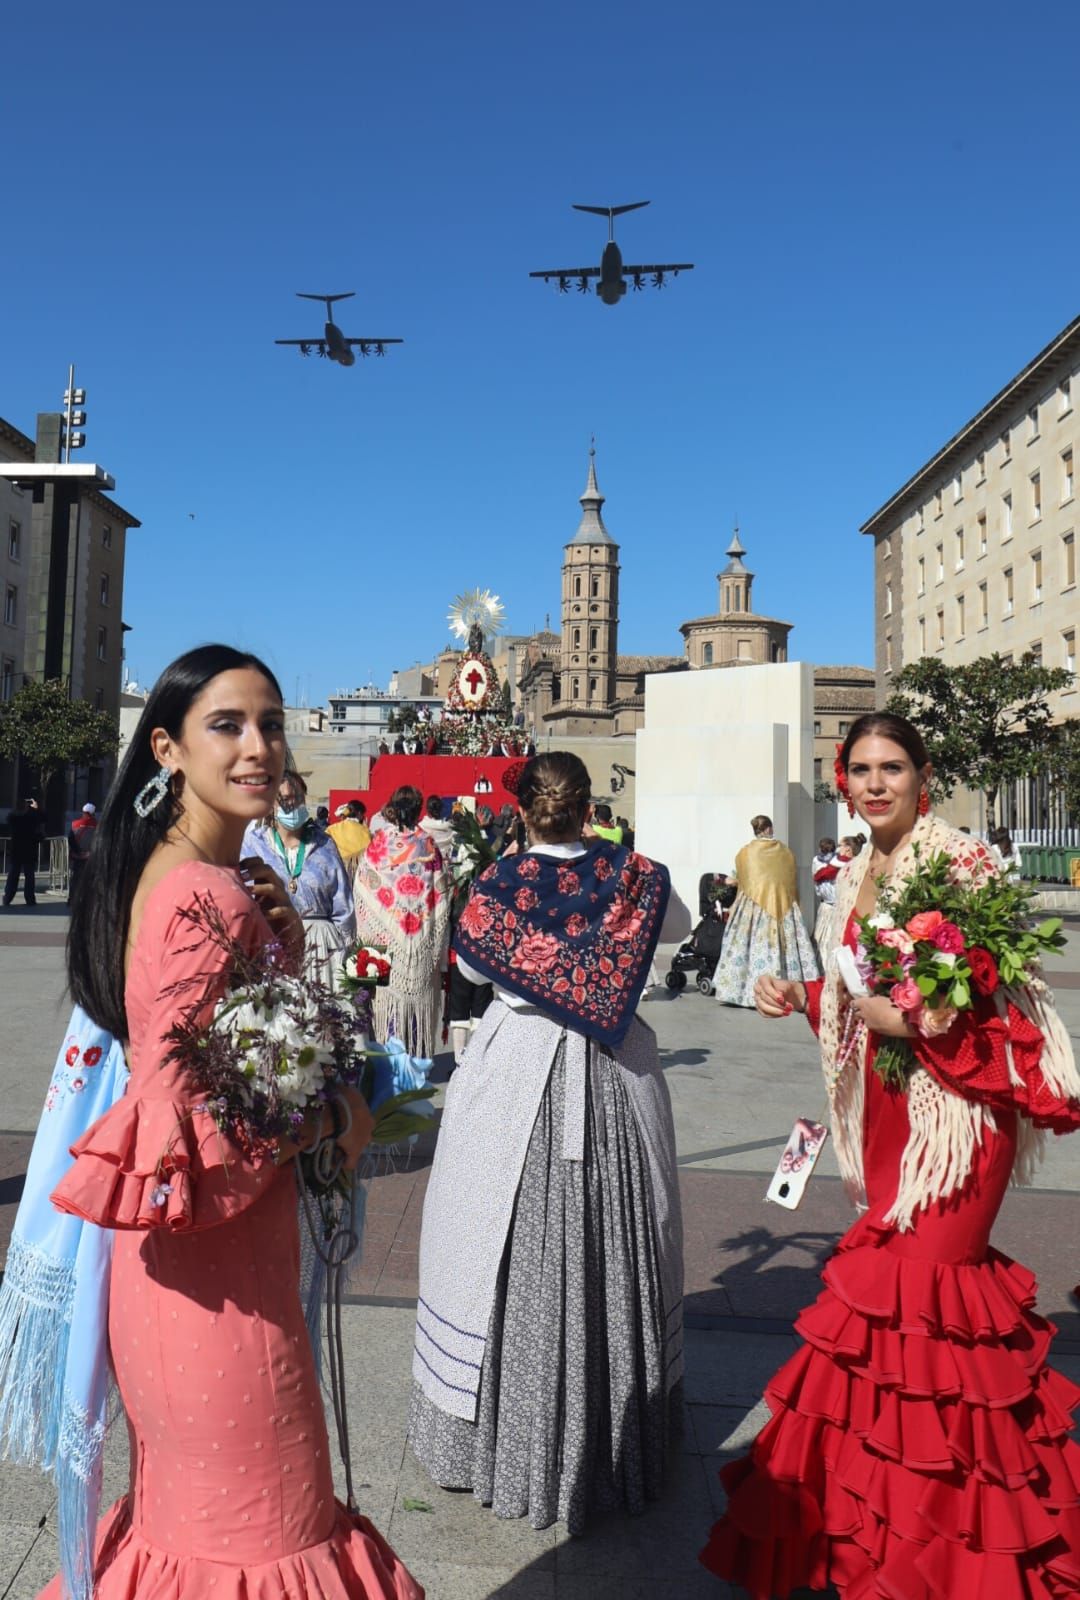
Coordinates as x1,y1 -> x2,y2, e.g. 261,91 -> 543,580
883,583 -> 892,616
956,593 -> 966,638
813,719 -> 822,735
1060,377 -> 1072,416
591,574 -> 600,598
934,489 -> 943,518
97,625 -> 107,661
1064,531 -> 1076,589
589,676 -> 597,696
917,555 -> 925,594
1003,567 -> 1014,616
737,639 -> 753,660
588,626 -> 598,649
571,677 -> 580,699
882,533 -> 892,558
1062,448 -> 1074,502
7,521 -> 20,561
1029,642 -> 1043,667
953,472 -> 962,503
702,642 -> 713,665
1031,471 -> 1042,520
977,511 -> 987,556
573,575 -> 581,597
1064,629 -> 1076,675
1001,428 -> 1011,461
94,687 -> 104,711
883,633 -> 892,673
1003,492 -> 1013,539
3,585 -> 16,626
814,757 -> 822,781
918,616 -> 926,653
935,542 -> 944,583
936,608 -> 945,647
0,657 -> 13,701
100,573 -> 110,606
572,627 -> 580,649
917,503 -> 925,532
838,721 -> 850,736
102,524 -> 112,550
976,450 -> 986,482
978,581 -> 988,628
955,526 -> 965,569
1031,550 -> 1043,603
1028,403 -> 1039,440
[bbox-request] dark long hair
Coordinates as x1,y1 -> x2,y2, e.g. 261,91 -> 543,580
837,712 -> 930,773
67,644 -> 284,1039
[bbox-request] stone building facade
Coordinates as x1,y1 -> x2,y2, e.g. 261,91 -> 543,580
861,310 -> 1080,720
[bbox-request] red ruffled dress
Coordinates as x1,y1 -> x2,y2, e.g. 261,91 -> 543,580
701,922 -> 1080,1599
44,862 -> 423,1600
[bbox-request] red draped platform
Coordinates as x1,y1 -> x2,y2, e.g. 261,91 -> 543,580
329,754 -> 520,821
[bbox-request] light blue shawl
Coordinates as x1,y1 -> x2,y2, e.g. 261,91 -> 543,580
0,1007 -> 128,1600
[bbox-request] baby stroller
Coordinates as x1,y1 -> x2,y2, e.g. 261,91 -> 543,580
666,911 -> 726,995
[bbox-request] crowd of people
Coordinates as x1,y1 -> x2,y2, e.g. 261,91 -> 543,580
0,642 -> 1078,1600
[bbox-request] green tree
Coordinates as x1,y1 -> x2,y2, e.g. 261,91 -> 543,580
1050,720 -> 1080,827
884,653 -> 1070,831
499,678 -> 513,718
0,678 -> 120,796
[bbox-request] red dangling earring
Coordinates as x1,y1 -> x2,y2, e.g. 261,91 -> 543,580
845,795 -> 856,818
918,787 -> 930,817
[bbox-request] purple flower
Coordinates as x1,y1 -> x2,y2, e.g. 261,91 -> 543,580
150,1182 -> 173,1208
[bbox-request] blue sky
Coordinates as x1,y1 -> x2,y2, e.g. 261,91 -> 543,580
5,0 -> 1080,705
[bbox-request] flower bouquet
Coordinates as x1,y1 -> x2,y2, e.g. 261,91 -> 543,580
340,942 -> 392,993
162,896 -> 435,1189
854,844 -> 1066,1089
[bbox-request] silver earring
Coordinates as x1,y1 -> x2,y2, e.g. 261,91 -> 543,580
133,766 -> 172,818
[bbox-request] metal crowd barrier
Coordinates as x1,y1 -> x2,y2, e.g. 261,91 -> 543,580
0,835 -> 68,895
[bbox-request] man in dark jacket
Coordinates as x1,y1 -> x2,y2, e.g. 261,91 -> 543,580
4,797 -> 44,906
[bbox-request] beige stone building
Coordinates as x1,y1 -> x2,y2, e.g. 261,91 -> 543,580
862,312 -> 1080,713
678,528 -> 792,668
811,665 -> 877,784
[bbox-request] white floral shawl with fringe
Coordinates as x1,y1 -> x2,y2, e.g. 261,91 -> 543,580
354,823 -> 450,1056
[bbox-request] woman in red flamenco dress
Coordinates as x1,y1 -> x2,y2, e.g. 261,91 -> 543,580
701,712 -> 1080,1600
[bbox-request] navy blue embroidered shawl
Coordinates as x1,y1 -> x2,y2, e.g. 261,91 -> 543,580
454,841 -> 670,1048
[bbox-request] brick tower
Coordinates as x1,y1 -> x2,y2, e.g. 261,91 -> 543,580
560,446 -> 620,713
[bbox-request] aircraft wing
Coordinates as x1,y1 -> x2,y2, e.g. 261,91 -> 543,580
275,339 -> 326,353
345,338 -> 404,348
529,266 -> 601,281
622,263 -> 694,278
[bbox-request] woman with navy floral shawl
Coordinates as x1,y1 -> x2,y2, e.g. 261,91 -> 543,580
408,753 -> 690,1534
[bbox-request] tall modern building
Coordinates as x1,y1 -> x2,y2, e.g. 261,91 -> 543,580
861,312 -> 1080,713
0,411 -> 140,813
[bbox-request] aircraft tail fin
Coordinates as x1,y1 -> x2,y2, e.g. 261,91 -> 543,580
296,291 -> 356,304
572,202 -> 650,219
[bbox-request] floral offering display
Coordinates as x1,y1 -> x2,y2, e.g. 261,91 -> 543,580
853,842 -> 1066,1088
161,896 -> 434,1196
340,942 -> 393,991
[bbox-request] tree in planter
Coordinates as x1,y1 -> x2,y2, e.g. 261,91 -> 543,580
0,679 -> 120,806
884,653 -> 1070,832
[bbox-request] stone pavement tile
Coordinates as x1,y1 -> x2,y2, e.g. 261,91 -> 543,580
556,1570 -> 729,1599
389,1449 -> 557,1571
405,1560 -> 555,1599
0,1523 -> 56,1600
690,1401 -> 768,1463
683,1328 -> 798,1408
0,1459 -> 54,1525
552,1450 -> 713,1579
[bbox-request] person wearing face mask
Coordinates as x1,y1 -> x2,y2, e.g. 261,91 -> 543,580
242,770 -> 355,983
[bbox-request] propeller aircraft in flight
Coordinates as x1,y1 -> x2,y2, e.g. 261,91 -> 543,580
275,293 -> 403,365
530,202 -> 694,306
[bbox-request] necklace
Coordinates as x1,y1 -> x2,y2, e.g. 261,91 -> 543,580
272,827 -> 307,894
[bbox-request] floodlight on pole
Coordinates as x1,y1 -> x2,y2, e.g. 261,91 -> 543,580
62,364 -> 87,462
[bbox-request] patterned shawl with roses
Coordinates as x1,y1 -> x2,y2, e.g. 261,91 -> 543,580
454,842 -> 670,1049
354,823 -> 450,1056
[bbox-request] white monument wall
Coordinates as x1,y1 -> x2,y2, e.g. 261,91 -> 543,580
634,662 -> 817,922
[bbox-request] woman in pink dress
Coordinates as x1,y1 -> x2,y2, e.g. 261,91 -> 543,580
47,645 -> 422,1599
701,713 -> 1080,1599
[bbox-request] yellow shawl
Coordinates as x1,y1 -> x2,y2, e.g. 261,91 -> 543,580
734,837 -> 798,922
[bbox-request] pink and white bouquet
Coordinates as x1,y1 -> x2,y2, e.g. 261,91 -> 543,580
853,844 -> 1065,1088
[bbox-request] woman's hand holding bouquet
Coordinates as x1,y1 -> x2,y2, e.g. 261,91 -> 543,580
854,845 -> 1065,1089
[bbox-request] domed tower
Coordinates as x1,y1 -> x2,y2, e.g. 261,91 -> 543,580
718,525 -> 753,614
560,445 -> 620,712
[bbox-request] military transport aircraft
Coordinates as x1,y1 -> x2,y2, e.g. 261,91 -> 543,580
275,293 -> 403,365
529,202 -> 694,306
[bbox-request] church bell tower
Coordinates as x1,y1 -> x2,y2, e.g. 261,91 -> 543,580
560,446 -> 620,713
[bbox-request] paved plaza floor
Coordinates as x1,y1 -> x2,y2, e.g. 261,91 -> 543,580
1,897 -> 1078,1598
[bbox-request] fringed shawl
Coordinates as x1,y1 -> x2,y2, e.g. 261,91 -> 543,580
454,842 -> 670,1049
818,812 -> 1080,1231
354,823 -> 450,1056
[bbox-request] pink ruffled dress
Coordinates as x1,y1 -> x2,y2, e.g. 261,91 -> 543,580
44,861 -> 422,1600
